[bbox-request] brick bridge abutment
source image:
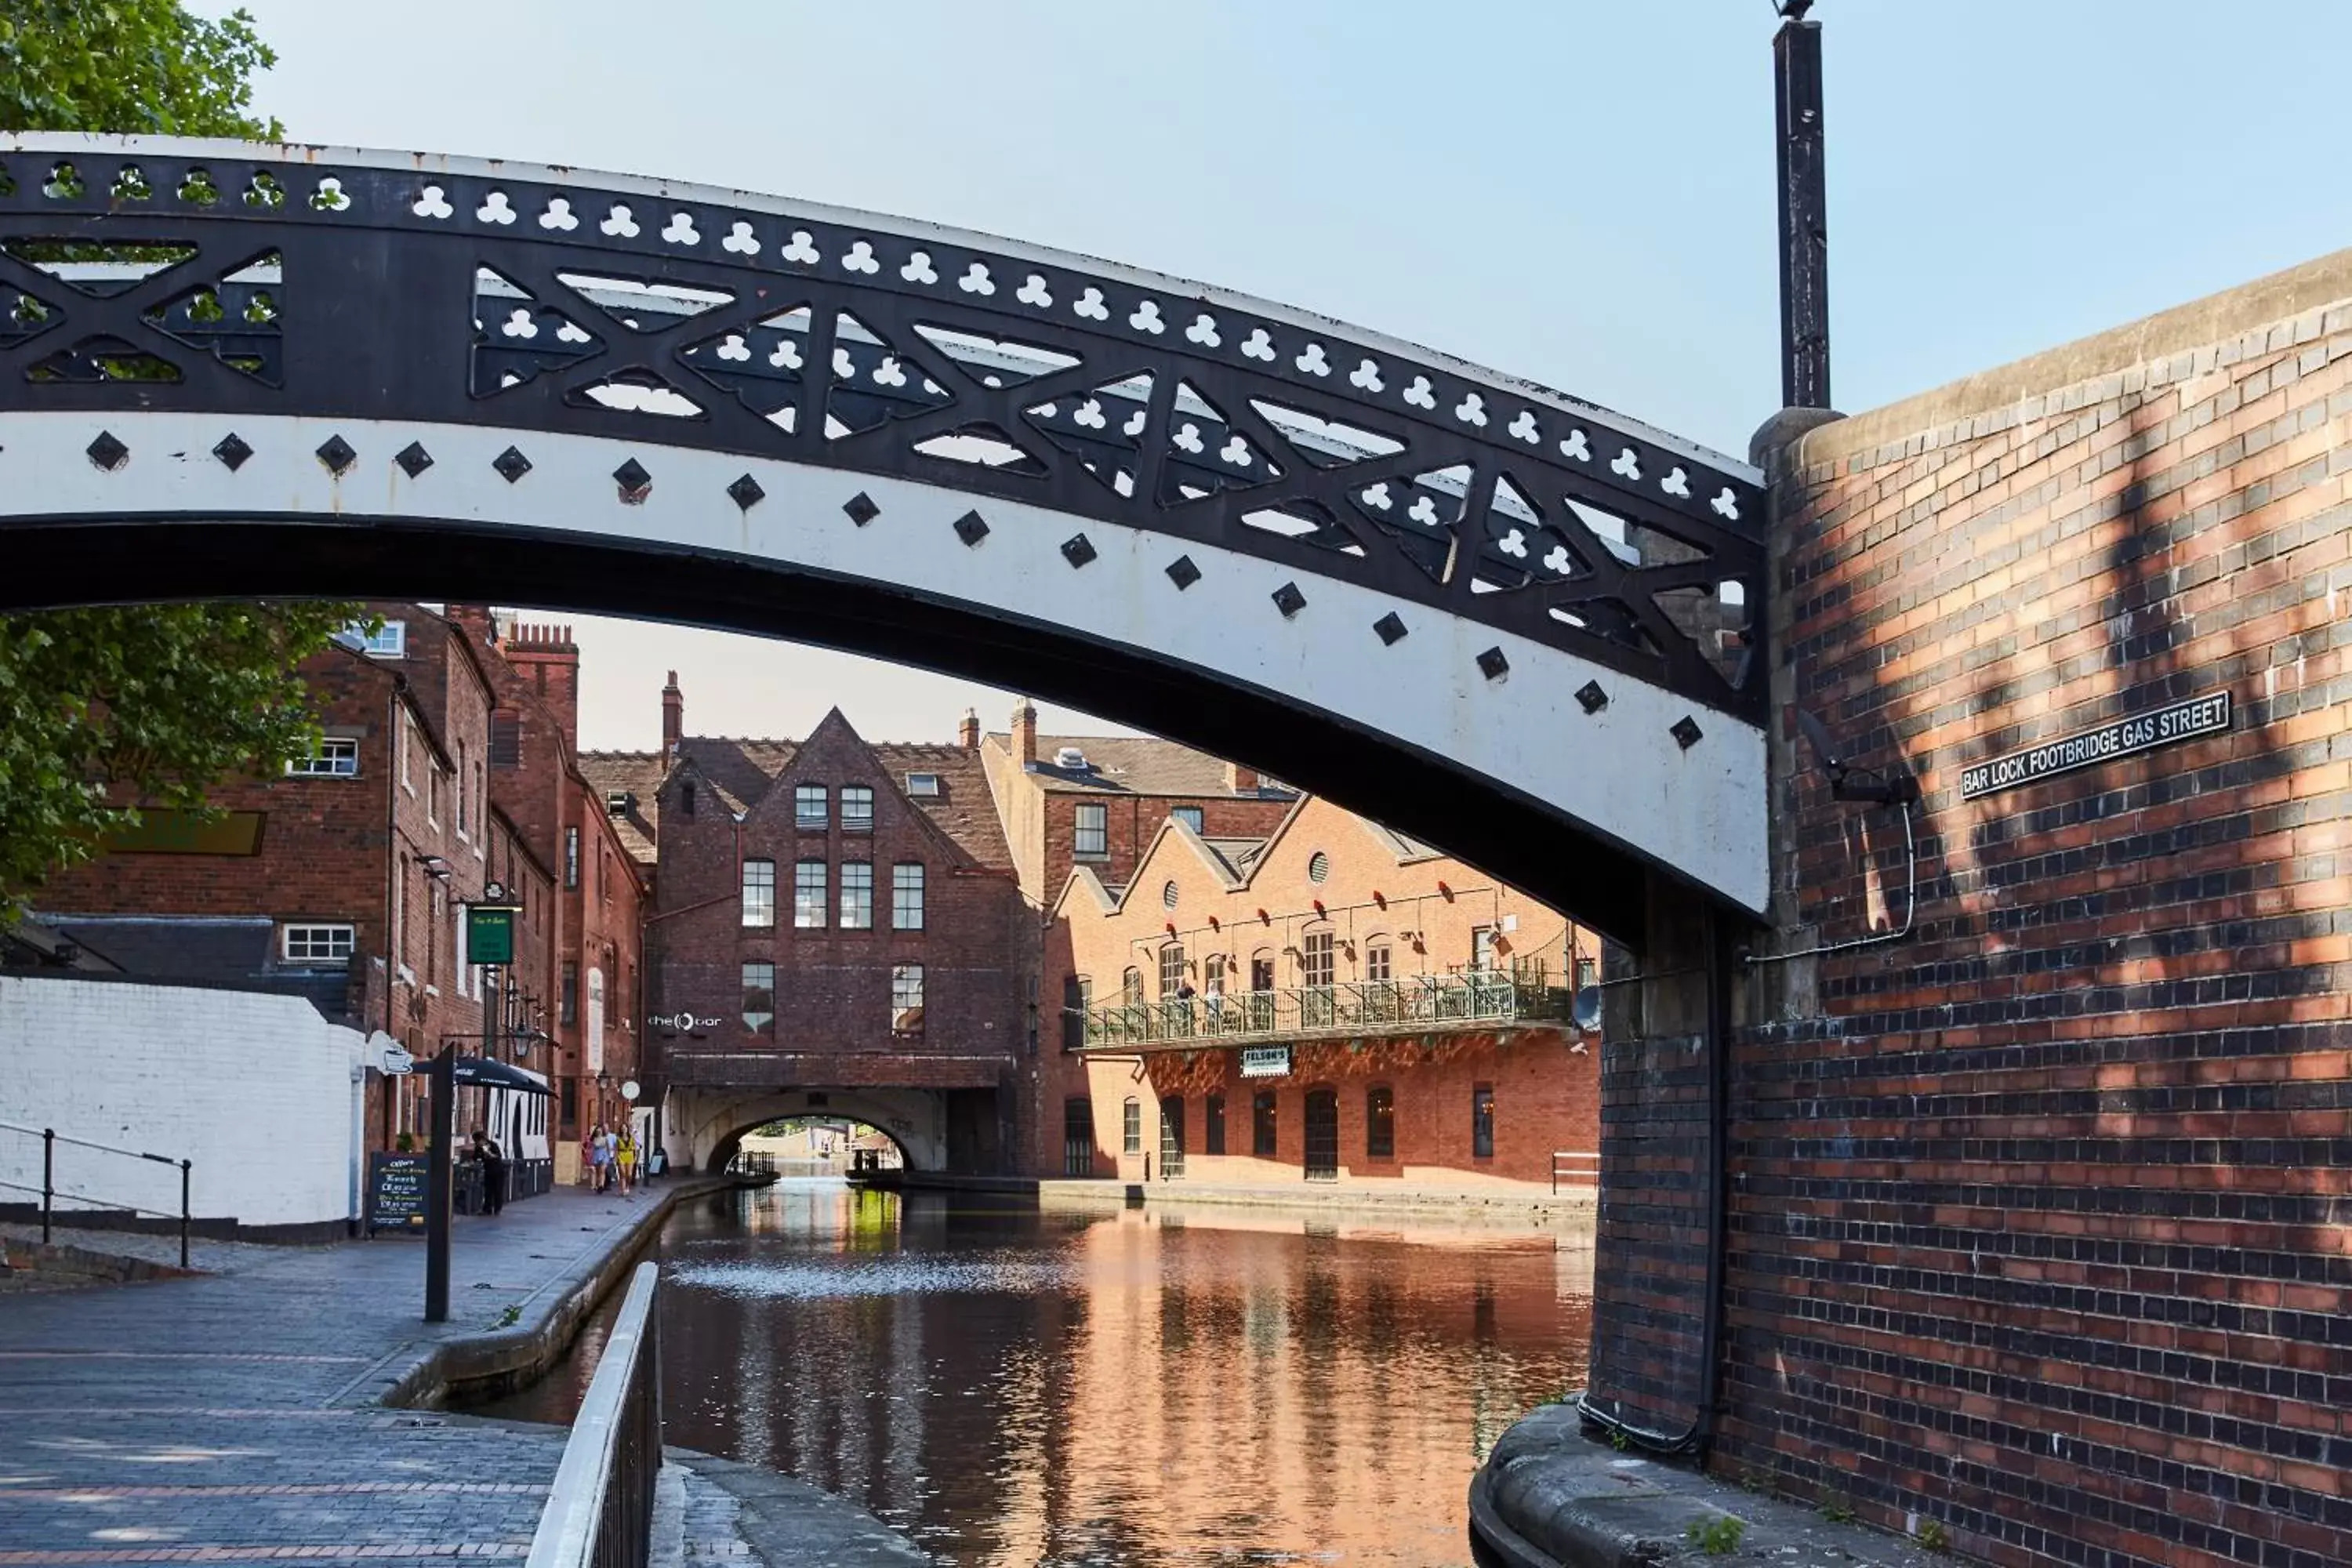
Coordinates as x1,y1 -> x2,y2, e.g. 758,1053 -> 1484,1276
1584,249 -> 2352,1568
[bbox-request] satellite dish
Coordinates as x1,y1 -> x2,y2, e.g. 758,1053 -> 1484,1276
621,1080 -> 641,1102
1571,986 -> 1603,1032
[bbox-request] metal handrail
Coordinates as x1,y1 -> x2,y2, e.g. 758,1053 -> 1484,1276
1077,972 -> 1543,1051
0,1122 -> 194,1265
526,1261 -> 662,1568
1551,1149 -> 1601,1196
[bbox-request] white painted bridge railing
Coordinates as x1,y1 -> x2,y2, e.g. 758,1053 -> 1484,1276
526,1261 -> 662,1568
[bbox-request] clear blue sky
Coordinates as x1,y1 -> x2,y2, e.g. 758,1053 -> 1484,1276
224,0 -> 2352,750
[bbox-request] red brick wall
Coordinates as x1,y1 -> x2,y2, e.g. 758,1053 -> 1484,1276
38,648 -> 395,1017
1598,264 -> 2352,1567
1071,1029 -> 1598,1187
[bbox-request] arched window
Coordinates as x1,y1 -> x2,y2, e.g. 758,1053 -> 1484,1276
1159,942 -> 1187,998
1366,1084 -> 1395,1158
1122,967 -> 1145,1007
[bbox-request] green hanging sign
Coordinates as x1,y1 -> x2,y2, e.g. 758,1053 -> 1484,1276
466,902 -> 517,966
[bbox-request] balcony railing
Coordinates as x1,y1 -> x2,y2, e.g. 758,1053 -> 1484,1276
1076,973 -> 1556,1051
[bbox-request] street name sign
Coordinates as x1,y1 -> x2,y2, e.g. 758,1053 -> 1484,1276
1960,691 -> 2230,801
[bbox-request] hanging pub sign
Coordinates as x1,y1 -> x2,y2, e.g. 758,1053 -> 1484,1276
1960,691 -> 2230,801
466,902 -> 517,966
1240,1046 -> 1292,1078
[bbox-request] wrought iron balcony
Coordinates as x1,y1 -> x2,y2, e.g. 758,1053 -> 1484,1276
1074,973 -> 1559,1052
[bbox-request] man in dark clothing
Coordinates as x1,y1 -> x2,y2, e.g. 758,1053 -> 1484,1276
474,1127 -> 507,1216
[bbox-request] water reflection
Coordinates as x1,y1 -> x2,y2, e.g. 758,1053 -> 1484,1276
488,1180 -> 1592,1566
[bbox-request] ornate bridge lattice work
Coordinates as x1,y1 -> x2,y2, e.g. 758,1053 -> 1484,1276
0,136 -> 1767,933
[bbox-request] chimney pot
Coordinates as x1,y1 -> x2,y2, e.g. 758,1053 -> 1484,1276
660,671 -> 684,770
1225,758 -> 1259,794
958,707 -> 980,750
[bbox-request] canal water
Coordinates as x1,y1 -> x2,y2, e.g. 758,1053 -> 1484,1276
481,1180 -> 1592,1566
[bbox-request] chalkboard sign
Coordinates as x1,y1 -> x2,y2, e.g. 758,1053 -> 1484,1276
368,1152 -> 430,1236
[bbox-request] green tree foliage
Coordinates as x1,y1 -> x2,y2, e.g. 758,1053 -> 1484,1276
0,5 -> 357,918
0,607 -> 365,909
0,2 -> 281,137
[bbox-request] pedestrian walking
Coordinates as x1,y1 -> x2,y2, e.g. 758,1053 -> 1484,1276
587,1124 -> 612,1192
615,1127 -> 637,1196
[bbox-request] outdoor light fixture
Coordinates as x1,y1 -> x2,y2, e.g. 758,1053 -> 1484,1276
419,855 -> 452,880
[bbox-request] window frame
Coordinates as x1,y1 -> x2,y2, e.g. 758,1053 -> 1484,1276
286,734 -> 362,779
1302,928 -> 1335,988
1472,926 -> 1497,973
564,826 -> 579,889
1073,801 -> 1109,860
742,960 -> 775,1033
1472,1083 -> 1495,1160
355,619 -> 406,657
890,962 -> 924,1033
891,862 -> 926,931
1367,1083 -> 1396,1159
793,783 -> 829,832
793,859 -> 828,928
1366,941 -> 1392,983
1204,1094 -> 1227,1156
561,960 -> 579,1025
1252,1090 -> 1277,1157
742,858 -> 777,928
1122,1097 -> 1142,1156
1159,942 -> 1187,999
1170,805 -> 1203,834
281,923 -> 356,964
905,771 -> 942,797
840,785 -> 874,834
839,860 -> 874,930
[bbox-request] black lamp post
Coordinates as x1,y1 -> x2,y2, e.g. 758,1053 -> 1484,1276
1774,0 -> 1831,409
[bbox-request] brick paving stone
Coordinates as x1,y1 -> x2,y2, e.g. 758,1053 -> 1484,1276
0,1187 -> 678,1565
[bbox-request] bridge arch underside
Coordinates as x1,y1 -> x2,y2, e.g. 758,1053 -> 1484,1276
671,1084 -> 945,1174
0,136 -> 1769,942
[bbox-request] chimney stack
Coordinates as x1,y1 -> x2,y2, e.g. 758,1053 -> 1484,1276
1225,758 -> 1259,795
1011,698 -> 1039,766
503,622 -> 581,755
957,708 -> 980,750
661,670 -> 684,770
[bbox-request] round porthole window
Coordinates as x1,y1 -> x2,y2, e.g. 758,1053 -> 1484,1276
1163,880 -> 1179,910
1308,851 -> 1330,884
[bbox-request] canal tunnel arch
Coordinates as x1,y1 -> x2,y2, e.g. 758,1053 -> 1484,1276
0,135 -> 1769,944
672,1085 -> 945,1174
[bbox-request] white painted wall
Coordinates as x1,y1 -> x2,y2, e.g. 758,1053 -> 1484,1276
0,975 -> 366,1230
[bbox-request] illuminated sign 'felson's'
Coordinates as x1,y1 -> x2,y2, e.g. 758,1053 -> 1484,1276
1960,691 -> 2231,801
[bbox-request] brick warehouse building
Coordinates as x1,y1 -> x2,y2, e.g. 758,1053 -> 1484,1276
583,697 -> 1030,1172
443,610 -> 649,1172
31,605 -> 643,1178
1044,793 -> 1602,1189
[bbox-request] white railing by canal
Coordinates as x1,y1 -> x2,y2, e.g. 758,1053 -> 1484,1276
1552,1150 -> 1600,1196
526,1261 -> 662,1568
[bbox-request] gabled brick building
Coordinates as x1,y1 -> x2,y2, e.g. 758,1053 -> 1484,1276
583,695 -> 1029,1172
1036,794 -> 1600,1188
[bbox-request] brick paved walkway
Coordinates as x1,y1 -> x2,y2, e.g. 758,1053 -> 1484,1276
0,1185 -> 687,1566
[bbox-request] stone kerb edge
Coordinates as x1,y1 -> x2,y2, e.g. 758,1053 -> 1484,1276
361,1178 -> 735,1410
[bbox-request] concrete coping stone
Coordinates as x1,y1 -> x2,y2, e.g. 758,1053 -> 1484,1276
1470,1401 -> 1954,1567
